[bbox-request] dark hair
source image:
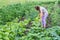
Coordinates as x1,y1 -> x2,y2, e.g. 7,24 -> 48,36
35,6 -> 40,12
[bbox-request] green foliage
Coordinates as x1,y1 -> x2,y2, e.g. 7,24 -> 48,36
0,1 -> 60,26
0,1 -> 60,40
0,22 -> 60,40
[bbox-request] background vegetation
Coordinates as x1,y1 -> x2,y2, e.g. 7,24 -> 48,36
0,0 -> 60,40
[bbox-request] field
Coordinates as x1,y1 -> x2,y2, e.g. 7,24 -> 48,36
0,0 -> 58,8
0,0 -> 60,40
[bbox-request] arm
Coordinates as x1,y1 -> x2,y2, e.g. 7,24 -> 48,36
39,10 -> 43,21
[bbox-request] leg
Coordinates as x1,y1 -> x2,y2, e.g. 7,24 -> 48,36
42,17 -> 45,27
43,19 -> 46,28
42,14 -> 48,28
41,18 -> 46,28
43,14 -> 48,28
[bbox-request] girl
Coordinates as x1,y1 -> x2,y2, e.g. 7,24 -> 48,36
35,6 -> 48,28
